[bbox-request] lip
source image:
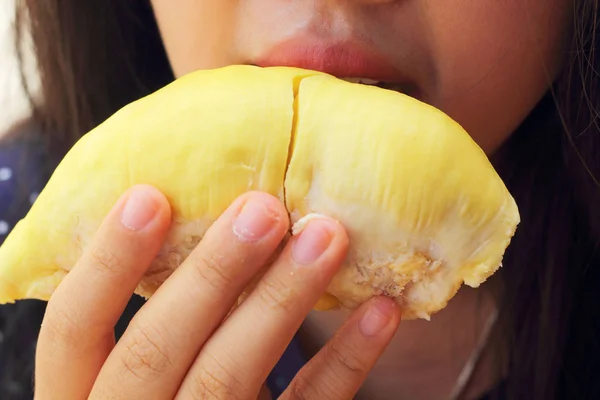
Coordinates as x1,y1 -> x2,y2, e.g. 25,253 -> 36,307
255,37 -> 409,83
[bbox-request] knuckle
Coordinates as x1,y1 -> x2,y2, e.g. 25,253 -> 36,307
187,353 -> 243,400
89,246 -> 122,275
119,318 -> 173,382
285,375 -> 321,400
41,297 -> 84,346
256,275 -> 295,313
327,338 -> 369,375
193,253 -> 234,293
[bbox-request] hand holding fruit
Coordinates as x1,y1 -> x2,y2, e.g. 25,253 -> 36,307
35,186 -> 401,399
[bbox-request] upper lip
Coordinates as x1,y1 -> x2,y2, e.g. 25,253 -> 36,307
254,36 -> 408,83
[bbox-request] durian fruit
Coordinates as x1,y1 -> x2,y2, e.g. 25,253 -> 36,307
0,65 -> 519,320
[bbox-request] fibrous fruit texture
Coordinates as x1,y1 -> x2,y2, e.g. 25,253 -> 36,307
0,65 -> 519,320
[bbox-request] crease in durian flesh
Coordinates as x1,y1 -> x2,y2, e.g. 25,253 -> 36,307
0,65 -> 519,321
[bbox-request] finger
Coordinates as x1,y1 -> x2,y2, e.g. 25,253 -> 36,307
281,297 -> 401,400
178,216 -> 349,399
35,185 -> 171,400
258,384 -> 273,400
90,191 -> 289,399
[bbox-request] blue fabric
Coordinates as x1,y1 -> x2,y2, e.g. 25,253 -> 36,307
0,130 -> 52,399
266,336 -> 308,396
0,132 -> 49,245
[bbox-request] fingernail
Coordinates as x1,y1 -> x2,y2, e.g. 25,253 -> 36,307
359,298 -> 396,337
292,219 -> 334,265
233,198 -> 278,241
121,188 -> 159,231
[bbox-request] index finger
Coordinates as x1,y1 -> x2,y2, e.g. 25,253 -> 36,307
35,185 -> 171,399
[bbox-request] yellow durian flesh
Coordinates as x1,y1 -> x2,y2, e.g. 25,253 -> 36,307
0,65 -> 519,320
287,76 -> 518,319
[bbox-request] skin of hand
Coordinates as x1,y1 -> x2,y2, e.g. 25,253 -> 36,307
34,184 -> 402,400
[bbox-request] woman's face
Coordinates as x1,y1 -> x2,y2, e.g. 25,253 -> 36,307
150,0 -> 570,154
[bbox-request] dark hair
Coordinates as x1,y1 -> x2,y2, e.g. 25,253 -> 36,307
2,1 -> 599,399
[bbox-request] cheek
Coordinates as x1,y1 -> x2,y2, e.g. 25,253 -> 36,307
150,0 -> 239,77
420,0 -> 570,153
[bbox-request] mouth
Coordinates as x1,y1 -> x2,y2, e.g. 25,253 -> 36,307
339,77 -> 381,85
338,77 -> 411,94
255,37 -> 416,95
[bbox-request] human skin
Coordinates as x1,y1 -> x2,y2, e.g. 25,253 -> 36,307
149,1 -> 571,398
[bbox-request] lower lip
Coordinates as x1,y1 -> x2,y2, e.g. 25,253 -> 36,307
256,41 -> 407,83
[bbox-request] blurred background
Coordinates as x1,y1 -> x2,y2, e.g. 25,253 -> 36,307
0,0 -> 40,137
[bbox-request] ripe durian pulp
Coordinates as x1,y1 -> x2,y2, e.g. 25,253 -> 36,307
0,65 -> 519,320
